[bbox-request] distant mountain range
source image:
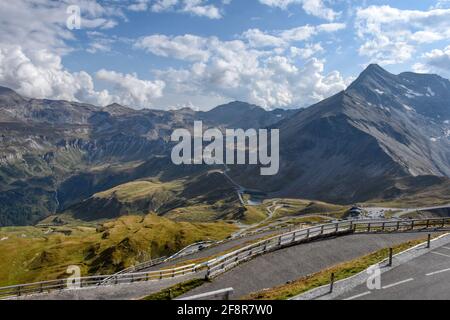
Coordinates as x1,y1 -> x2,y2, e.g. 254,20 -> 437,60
230,64 -> 450,203
1,64 -> 450,226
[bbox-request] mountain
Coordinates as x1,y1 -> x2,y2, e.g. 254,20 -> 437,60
1,64 -> 450,226
230,64 -> 450,204
0,91 -> 292,226
198,101 -> 297,129
67,171 -> 242,222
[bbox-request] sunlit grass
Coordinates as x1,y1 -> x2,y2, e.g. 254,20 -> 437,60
0,214 -> 237,287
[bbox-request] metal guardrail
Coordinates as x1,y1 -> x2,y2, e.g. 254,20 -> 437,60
0,264 -> 197,299
1,217 -> 449,299
204,218 -> 450,278
101,241 -> 214,284
100,256 -> 168,285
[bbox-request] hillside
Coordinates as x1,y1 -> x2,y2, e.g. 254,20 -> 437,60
0,214 -> 237,286
0,89 -> 291,226
229,65 -> 450,204
66,171 -> 243,222
1,65 -> 450,225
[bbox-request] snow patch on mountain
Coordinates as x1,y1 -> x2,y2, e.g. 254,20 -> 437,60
403,104 -> 414,111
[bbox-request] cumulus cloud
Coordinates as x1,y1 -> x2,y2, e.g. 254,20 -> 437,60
242,23 -> 345,48
0,45 -> 166,109
413,46 -> 450,77
0,1 -> 171,109
136,23 -> 345,60
258,0 -> 340,21
355,5 -> 450,65
129,0 -> 224,19
128,0 -> 151,11
96,70 -> 166,108
0,0 -> 122,54
423,46 -> 450,70
135,34 -> 212,61
0,45 -> 111,105
136,32 -> 348,109
0,0 -> 352,110
290,43 -> 324,59
182,0 -> 222,19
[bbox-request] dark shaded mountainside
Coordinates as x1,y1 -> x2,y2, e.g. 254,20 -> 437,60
0,90 -> 293,226
0,64 -> 450,226
230,64 -> 450,203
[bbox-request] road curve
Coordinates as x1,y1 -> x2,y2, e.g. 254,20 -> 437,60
181,232 -> 436,299
339,241 -> 450,300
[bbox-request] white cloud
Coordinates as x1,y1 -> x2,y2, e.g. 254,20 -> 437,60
151,0 -> 180,12
432,0 -> 450,9
0,0 -> 122,54
413,46 -> 450,77
137,32 -> 348,109
135,34 -> 212,61
290,43 -> 324,59
0,45 -> 166,109
241,23 -> 345,49
96,70 -> 165,108
0,1 -> 171,109
355,5 -> 450,65
148,0 -> 223,19
128,0 -> 150,11
258,0 -> 340,21
0,0 -> 352,111
0,46 -> 110,105
182,0 -> 222,19
424,46 -> 450,70
242,29 -> 287,48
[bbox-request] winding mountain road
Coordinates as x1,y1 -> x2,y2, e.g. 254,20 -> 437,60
181,232 -> 433,299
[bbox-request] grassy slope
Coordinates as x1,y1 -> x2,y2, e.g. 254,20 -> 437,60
0,214 -> 237,287
270,199 -> 346,219
69,171 -> 243,222
366,176 -> 450,208
94,179 -> 183,203
240,206 -> 268,225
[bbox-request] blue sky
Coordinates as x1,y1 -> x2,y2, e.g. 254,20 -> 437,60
1,0 -> 450,110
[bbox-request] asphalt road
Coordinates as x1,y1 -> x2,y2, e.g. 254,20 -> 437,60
181,232 -> 431,299
143,227 -> 290,272
339,245 -> 450,300
14,273 -> 204,300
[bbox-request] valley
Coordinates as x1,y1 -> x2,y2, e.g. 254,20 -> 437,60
1,65 -> 450,291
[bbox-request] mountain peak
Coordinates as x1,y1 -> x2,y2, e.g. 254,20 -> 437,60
0,86 -> 26,106
103,103 -> 135,115
211,101 -> 264,112
0,86 -> 20,97
360,63 -> 394,79
347,63 -> 396,92
365,63 -> 385,72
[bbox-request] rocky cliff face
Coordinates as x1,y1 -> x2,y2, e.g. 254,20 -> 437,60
1,64 -> 450,225
230,65 -> 450,204
0,89 -> 291,226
